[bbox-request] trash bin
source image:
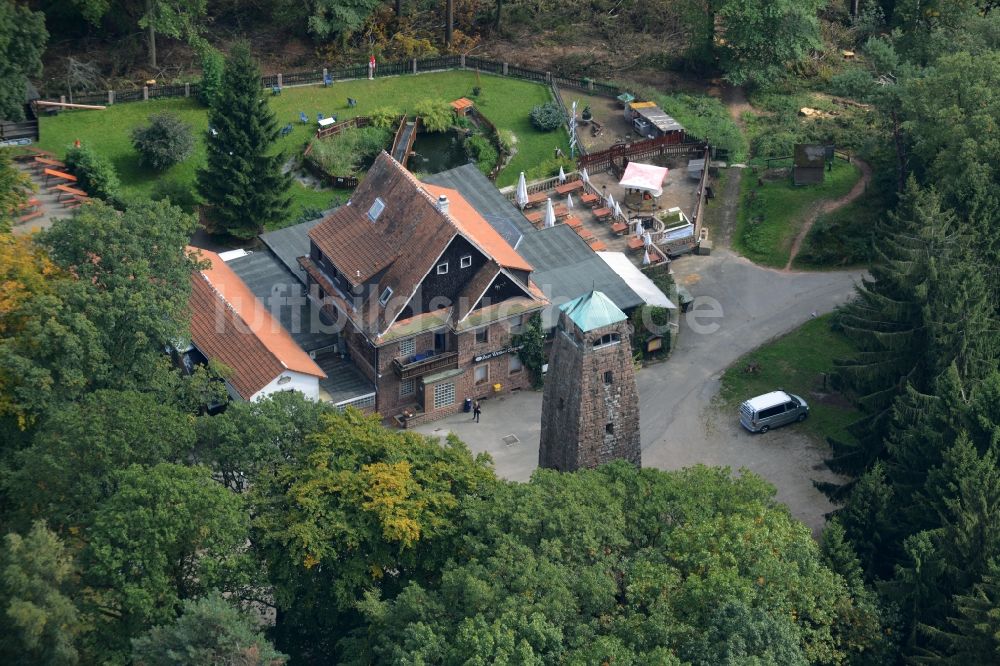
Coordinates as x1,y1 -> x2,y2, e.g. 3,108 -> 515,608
463,398 -> 472,413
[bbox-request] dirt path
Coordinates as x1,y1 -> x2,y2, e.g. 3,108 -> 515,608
721,85 -> 752,131
783,158 -> 872,271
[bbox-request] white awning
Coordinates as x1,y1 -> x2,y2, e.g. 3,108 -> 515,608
619,162 -> 669,197
596,251 -> 676,309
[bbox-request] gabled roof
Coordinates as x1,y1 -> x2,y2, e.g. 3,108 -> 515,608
188,248 -> 325,400
560,290 -> 627,332
420,183 -> 532,272
308,153 -> 541,340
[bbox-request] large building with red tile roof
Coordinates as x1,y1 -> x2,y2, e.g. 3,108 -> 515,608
300,152 -> 548,424
187,248 -> 327,402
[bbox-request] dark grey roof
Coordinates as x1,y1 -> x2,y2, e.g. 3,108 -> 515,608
315,351 -> 375,405
516,225 -> 644,327
423,164 -> 533,243
226,250 -> 335,353
259,215 -> 329,284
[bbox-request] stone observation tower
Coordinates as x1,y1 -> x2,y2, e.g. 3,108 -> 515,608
539,291 -> 641,471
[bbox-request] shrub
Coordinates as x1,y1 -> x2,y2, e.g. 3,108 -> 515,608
198,47 -> 224,107
497,129 -> 516,154
151,179 -> 199,212
464,133 -> 499,175
414,99 -> 453,132
530,102 -> 564,131
64,145 -> 121,203
306,126 -> 391,176
131,113 -> 195,171
370,106 -> 401,129
526,155 -> 575,180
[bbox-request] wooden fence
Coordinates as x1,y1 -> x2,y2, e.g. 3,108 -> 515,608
577,135 -> 702,174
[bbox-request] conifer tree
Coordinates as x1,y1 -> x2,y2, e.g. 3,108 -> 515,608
196,42 -> 290,239
914,563 -> 1000,664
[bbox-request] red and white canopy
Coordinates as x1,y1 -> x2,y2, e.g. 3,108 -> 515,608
619,162 -> 668,197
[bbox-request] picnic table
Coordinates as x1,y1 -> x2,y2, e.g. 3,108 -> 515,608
318,116 -> 336,128
523,191 -> 548,209
575,228 -> 595,242
611,221 -> 628,235
555,180 -> 584,195
593,207 -> 612,221
53,184 -> 87,201
44,168 -> 77,185
564,216 -> 583,229
627,236 -> 645,251
580,192 -> 599,207
588,240 -> 608,251
526,204 -> 568,224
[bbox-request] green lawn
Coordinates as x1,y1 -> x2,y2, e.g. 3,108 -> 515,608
733,160 -> 860,268
37,71 -> 567,227
718,314 -> 859,443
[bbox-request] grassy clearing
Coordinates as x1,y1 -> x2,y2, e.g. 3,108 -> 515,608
718,314 -> 859,443
37,71 -> 567,226
733,160 -> 860,268
793,187 -> 884,269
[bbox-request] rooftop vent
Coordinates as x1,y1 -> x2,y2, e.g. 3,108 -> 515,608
436,194 -> 449,215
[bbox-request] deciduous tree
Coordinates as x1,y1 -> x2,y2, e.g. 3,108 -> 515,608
0,1 -> 47,121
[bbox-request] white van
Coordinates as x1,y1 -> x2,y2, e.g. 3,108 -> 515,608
739,390 -> 809,433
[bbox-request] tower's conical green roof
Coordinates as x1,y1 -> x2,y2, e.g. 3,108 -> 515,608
559,291 -> 627,332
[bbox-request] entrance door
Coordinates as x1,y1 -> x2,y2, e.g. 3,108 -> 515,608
434,330 -> 447,353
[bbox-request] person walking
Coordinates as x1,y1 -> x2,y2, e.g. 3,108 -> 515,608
473,400 -> 481,423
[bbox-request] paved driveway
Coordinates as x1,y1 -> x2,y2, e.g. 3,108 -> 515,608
416,247 -> 860,533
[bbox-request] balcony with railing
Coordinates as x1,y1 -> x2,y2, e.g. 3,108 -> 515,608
392,349 -> 459,379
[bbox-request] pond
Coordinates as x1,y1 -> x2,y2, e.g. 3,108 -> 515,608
409,129 -> 473,174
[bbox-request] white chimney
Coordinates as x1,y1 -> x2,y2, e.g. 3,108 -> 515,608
436,194 -> 449,215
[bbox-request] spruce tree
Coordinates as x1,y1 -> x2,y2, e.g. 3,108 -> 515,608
914,563 -> 1000,664
196,42 -> 291,239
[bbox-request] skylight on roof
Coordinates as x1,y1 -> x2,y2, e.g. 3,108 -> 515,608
368,198 -> 385,222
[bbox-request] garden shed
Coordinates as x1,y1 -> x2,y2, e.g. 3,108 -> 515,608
793,144 -> 826,185
625,102 -> 684,140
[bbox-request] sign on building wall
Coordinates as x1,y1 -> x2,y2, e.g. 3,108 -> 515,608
473,345 -> 522,364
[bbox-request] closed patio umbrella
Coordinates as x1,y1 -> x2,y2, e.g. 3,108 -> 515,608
516,172 -> 529,210
580,167 -> 590,184
642,248 -> 651,266
606,193 -> 616,211
558,165 -> 567,183
566,193 -> 574,210
614,200 -> 623,219
635,218 -> 645,238
644,231 -> 652,246
544,198 -> 556,228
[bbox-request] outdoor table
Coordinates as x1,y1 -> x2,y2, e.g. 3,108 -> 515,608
611,221 -> 628,235
33,156 -> 64,173
524,192 -> 548,208
318,117 -> 336,128
576,228 -> 595,242
555,180 -> 583,195
53,184 -> 87,201
592,207 -> 612,220
589,240 -> 608,251
44,168 -> 77,185
525,205 -> 567,224
627,236 -> 645,251
564,216 -> 583,229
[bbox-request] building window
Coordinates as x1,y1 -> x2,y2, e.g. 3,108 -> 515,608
399,378 -> 415,397
593,332 -> 621,348
368,197 -> 385,222
475,328 -> 489,344
399,338 -> 415,358
606,423 -> 614,435
460,255 -> 472,268
433,382 -> 455,409
474,364 -> 489,384
510,355 -> 523,374
604,371 -> 613,384
437,262 -> 449,275
379,286 -> 393,306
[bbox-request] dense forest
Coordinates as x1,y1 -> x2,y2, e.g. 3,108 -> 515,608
3,0 -> 1000,664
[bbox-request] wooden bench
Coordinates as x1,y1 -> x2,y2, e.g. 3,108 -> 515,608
580,192 -> 599,207
44,168 -> 77,185
526,204 -> 568,224
611,221 -> 628,235
555,180 -> 584,195
592,207 -> 612,221
17,209 -> 44,225
588,239 -> 608,251
33,156 -> 65,173
53,184 -> 88,201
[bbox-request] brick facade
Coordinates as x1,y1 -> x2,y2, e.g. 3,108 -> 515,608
539,314 -> 641,471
